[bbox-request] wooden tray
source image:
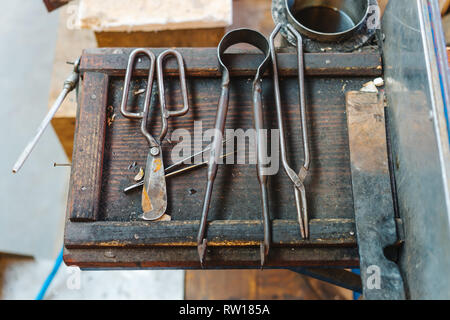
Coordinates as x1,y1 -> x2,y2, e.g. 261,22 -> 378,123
64,47 -> 382,268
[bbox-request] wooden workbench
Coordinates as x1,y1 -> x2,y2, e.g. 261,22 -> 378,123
63,47 -> 382,268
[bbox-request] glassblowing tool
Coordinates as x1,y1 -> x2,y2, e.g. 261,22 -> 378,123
120,48 -> 189,221
197,29 -> 272,267
270,23 -> 311,238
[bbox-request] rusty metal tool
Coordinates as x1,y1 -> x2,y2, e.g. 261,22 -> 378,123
12,57 -> 80,173
120,48 -> 189,221
197,29 -> 272,267
270,23 -> 310,238
123,139 -> 233,193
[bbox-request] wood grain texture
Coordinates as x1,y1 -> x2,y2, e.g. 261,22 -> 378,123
68,72 -> 109,221
63,246 -> 359,268
65,49 -> 380,267
80,48 -> 382,77
64,219 -> 356,247
185,269 -> 352,300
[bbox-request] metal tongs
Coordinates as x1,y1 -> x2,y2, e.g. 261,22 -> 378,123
120,48 -> 189,220
270,23 -> 310,239
197,29 -> 272,267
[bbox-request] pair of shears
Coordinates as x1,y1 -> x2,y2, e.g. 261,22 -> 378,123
120,48 -> 189,220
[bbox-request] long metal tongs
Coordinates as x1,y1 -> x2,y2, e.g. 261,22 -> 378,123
270,24 -> 311,238
197,29 -> 272,267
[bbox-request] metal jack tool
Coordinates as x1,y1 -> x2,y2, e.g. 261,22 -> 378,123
13,57 -> 81,173
120,48 -> 189,221
198,29 -> 272,267
270,23 -> 310,238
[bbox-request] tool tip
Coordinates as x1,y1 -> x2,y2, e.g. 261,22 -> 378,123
260,243 -> 268,269
197,239 -> 207,268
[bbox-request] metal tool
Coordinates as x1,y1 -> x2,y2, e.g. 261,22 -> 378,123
124,139 -> 233,193
12,57 -> 80,173
270,23 -> 310,238
124,151 -> 235,193
120,48 -> 189,221
197,29 -> 272,267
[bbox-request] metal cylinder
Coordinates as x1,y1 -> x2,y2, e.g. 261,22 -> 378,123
285,0 -> 370,42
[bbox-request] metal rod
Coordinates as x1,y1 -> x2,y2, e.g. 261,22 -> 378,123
164,137 -> 231,173
53,163 -> 72,167
270,24 -> 310,239
123,151 -> 235,193
12,58 -> 80,174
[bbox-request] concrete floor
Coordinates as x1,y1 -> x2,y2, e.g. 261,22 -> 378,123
0,2 -> 184,300
0,255 -> 184,300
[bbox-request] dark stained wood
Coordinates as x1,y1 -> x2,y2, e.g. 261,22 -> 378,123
80,48 -> 382,77
346,91 -> 404,299
98,75 -> 359,224
68,72 -> 109,221
64,219 -> 356,248
185,269 -> 352,300
64,48 -> 382,268
63,246 -> 359,268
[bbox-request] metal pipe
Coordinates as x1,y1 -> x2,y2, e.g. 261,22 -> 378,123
13,57 -> 80,173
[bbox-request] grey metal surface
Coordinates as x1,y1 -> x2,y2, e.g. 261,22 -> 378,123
382,0 -> 450,299
284,0 -> 370,42
346,92 -> 406,300
271,0 -> 378,52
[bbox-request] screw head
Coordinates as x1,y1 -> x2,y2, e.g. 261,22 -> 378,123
150,147 -> 160,156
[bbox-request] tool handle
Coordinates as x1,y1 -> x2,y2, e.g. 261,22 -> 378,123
12,58 -> 80,173
120,49 -> 156,121
198,71 -> 230,253
156,49 -> 189,143
207,71 -> 230,180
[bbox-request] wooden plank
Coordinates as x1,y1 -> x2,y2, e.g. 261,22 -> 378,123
185,269 -> 353,300
98,75 -> 357,223
95,29 -> 225,48
68,72 -> 109,221
64,219 -> 356,248
80,48 -> 382,77
63,246 -> 359,268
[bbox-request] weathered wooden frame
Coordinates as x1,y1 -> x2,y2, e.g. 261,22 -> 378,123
64,47 -> 382,268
